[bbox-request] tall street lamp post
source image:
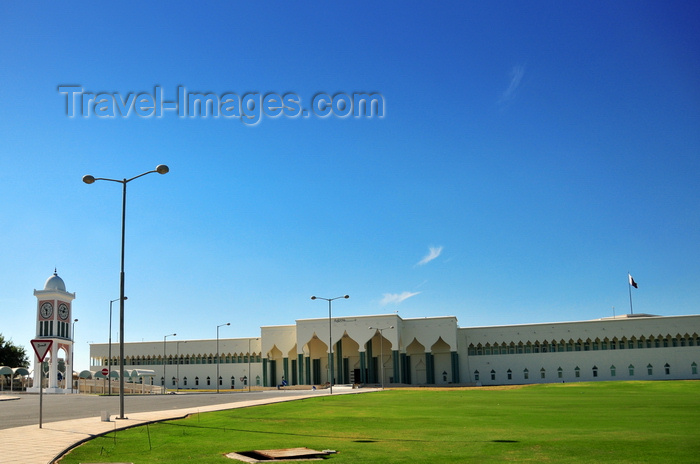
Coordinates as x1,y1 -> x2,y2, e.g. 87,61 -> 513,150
108,296 -> 127,396
369,326 -> 394,389
83,164 -> 169,419
216,322 -> 230,393
163,333 -> 176,393
70,319 -> 78,393
310,295 -> 349,394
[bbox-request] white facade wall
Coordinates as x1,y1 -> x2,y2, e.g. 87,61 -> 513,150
90,337 -> 262,390
89,314 -> 700,388
460,315 -> 700,385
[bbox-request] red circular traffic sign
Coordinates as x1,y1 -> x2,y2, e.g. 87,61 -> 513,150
101,368 -> 109,376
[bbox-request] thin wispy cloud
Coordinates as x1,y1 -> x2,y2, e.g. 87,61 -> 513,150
381,291 -> 420,305
499,65 -> 525,103
417,246 -> 443,266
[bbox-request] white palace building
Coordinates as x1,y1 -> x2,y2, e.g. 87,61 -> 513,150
87,311 -> 700,390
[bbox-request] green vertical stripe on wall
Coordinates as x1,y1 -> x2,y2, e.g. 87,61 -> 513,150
359,351 -> 366,383
451,351 -> 459,383
336,340 -> 343,384
298,354 -> 304,385
425,352 -> 434,384
392,350 -> 400,384
400,353 -> 408,383
366,341 -> 374,383
262,358 -> 268,387
305,356 -> 311,385
283,357 -> 288,384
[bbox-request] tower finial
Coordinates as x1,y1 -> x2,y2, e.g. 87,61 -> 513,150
54,267 -> 57,276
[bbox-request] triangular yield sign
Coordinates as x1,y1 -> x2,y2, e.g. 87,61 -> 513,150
31,339 -> 53,362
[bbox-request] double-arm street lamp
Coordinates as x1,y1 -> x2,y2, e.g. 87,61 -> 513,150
163,333 -> 176,393
311,295 -> 349,394
369,326 -> 394,389
83,164 -> 169,418
216,322 -> 230,393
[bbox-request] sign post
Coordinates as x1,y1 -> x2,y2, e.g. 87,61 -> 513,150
31,339 -> 53,429
102,368 -> 109,394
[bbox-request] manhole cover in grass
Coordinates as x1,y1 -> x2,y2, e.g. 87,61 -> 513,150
226,447 -> 335,462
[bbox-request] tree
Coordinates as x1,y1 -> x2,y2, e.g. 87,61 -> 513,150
0,334 -> 29,367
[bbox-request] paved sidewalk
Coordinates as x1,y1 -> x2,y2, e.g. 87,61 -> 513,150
0,387 -> 374,464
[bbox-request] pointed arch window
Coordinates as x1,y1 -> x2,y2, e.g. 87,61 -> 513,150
664,363 -> 670,375
490,370 -> 496,381
557,367 -> 563,379
692,362 -> 698,375
592,366 -> 598,377
474,370 -> 480,381
647,364 -> 653,375
610,365 -> 616,377
507,369 -> 512,380
523,368 -> 529,380
628,364 -> 635,376
540,368 -> 546,379
574,366 -> 580,378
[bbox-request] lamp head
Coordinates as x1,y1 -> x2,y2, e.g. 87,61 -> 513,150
343,295 -> 350,299
311,296 -> 317,300
74,318 -> 79,322
82,175 -> 95,184
155,164 -> 169,175
226,322 -> 231,326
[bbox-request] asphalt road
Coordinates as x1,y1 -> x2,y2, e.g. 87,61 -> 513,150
0,390 -> 322,429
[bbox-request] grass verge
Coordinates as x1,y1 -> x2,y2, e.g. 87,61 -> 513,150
58,381 -> 700,463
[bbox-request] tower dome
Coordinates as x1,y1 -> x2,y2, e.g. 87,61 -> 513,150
44,270 -> 66,292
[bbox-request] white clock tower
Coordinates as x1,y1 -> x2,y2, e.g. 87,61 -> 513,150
29,271 -> 76,393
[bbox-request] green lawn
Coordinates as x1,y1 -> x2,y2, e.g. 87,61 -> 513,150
58,381 -> 700,463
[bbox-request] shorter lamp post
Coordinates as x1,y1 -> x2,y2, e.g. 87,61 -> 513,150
70,319 -> 78,393
163,333 -> 176,394
311,295 -> 349,394
216,323 -> 230,393
368,326 -> 394,389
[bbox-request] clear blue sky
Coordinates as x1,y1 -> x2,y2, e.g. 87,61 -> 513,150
1,2 -> 698,371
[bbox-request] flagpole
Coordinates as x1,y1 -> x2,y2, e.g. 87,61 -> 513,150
627,273 -> 634,315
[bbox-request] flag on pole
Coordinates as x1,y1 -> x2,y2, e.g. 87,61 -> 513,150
628,274 -> 638,288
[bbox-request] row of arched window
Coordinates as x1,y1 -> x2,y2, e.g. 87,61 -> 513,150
468,334 -> 700,356
100,353 -> 262,366
474,362 -> 699,381
130,375 -> 262,387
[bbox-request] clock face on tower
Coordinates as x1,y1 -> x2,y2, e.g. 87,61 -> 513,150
58,303 -> 69,320
40,302 -> 53,319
